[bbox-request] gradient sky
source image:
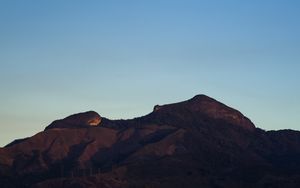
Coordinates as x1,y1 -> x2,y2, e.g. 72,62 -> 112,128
1,0 -> 299,146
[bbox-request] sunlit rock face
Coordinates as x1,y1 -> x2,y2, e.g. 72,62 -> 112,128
45,111 -> 101,130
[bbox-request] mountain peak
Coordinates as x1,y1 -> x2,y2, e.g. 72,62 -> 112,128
45,111 -> 102,130
152,94 -> 255,131
190,94 -> 212,100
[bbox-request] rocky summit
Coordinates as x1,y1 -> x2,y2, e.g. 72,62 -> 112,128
45,111 -> 102,130
150,94 -> 255,131
1,95 -> 300,188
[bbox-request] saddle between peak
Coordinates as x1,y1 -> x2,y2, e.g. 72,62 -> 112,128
44,95 -> 255,131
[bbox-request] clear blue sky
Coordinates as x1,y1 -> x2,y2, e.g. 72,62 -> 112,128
1,0 -> 299,146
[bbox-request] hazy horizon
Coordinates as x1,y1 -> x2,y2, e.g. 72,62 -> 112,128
1,1 -> 300,146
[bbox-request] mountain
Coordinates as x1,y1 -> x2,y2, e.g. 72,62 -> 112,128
1,94 -> 300,188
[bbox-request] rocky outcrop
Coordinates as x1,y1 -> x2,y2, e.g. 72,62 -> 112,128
45,111 -> 101,130
151,94 -> 255,131
187,95 -> 256,130
153,105 -> 162,112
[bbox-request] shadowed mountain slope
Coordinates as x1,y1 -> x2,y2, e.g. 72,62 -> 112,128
0,95 -> 300,188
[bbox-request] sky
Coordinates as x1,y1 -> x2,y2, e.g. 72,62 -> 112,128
0,0 -> 299,146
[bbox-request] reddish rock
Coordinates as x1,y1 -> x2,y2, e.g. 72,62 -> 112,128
45,111 -> 102,130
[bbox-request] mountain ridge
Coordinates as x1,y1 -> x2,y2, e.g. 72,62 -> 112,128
1,94 -> 300,188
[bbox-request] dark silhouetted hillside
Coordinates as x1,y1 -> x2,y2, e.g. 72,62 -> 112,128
1,95 -> 300,188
